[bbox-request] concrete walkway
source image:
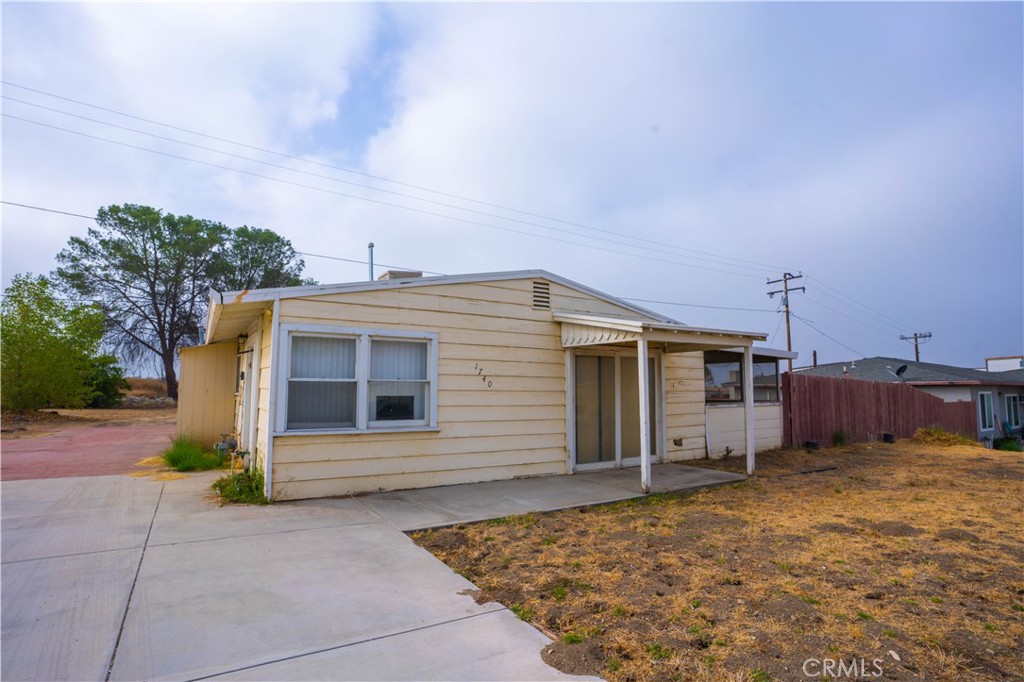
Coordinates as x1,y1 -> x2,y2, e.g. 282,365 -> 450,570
333,463 -> 746,531
1,464 -> 741,681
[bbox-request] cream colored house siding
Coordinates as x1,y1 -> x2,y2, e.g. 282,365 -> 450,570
251,309 -> 273,474
177,342 -> 237,447
663,351 -> 707,461
268,278 -> 629,500
705,403 -> 783,457
915,385 -> 973,403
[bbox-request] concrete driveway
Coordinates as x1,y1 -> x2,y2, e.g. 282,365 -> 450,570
1,473 -> 597,681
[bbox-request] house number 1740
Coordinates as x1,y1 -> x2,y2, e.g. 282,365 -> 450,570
474,363 -> 493,388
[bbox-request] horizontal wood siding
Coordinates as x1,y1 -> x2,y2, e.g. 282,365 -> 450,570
177,342 -> 237,448
253,311 -> 273,473
783,373 -> 978,447
663,351 -> 706,461
706,403 -> 783,456
272,278 -> 572,500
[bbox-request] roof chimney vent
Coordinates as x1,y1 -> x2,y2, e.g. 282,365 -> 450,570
377,270 -> 423,281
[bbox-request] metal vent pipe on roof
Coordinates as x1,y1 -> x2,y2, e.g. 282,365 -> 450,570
368,242 -> 374,281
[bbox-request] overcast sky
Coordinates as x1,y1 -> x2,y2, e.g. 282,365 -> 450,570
3,2 -> 1021,369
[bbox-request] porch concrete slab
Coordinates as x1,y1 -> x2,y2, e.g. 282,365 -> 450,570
207,609 -> 600,681
1,475 -> 160,562
1,548 -> 139,682
349,463 -> 744,531
578,463 -> 746,494
111,520 -> 504,680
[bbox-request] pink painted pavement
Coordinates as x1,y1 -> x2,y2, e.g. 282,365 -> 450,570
1,422 -> 176,481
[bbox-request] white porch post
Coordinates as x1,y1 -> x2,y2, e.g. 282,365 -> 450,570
638,336 -> 652,493
743,344 -> 755,476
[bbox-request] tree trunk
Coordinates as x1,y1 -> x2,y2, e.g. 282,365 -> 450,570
163,354 -> 179,401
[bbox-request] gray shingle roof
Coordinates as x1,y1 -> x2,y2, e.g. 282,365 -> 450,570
794,356 -> 1024,386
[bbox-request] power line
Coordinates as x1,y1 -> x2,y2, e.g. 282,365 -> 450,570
0,200 -> 441,276
791,313 -> 866,358
3,113 -> 771,280
767,307 -> 784,347
2,81 -> 795,274
622,297 -> 777,313
0,200 -> 94,220
804,275 -> 913,333
5,95 -> 782,275
802,294 -> 912,342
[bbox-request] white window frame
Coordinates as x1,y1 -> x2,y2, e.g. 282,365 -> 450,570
1006,394 -> 1021,429
978,391 -> 994,432
276,323 -> 438,435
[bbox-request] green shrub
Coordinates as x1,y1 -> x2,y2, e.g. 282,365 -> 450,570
832,429 -> 849,446
993,437 -> 1023,452
85,355 -> 129,408
163,436 -> 223,471
211,469 -> 268,504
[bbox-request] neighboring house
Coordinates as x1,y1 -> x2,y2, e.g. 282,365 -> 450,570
795,357 -> 1024,442
178,270 -> 792,502
985,355 -> 1024,372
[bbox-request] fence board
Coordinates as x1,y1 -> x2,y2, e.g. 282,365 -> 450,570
783,373 -> 976,447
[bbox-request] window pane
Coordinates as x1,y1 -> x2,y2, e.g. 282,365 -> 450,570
753,361 -> 780,402
371,340 -> 427,380
291,336 -> 355,379
369,381 -> 426,421
980,393 -> 993,430
704,351 -> 741,402
288,381 -> 356,429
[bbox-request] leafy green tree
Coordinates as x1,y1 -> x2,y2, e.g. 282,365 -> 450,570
1,274 -> 105,409
85,355 -> 129,408
55,204 -> 227,400
213,226 -> 310,291
55,204 -> 312,399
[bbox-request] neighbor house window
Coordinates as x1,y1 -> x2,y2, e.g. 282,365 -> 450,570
978,392 -> 994,431
281,326 -> 437,433
704,351 -> 780,402
1006,395 -> 1021,429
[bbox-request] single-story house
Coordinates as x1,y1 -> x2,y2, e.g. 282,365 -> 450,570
178,270 -> 794,502
795,356 -> 1024,442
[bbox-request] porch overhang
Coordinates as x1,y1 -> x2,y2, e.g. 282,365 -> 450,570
554,311 -> 767,351
557,311 -> 768,490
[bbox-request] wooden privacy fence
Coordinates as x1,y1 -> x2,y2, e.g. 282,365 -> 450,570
783,373 -> 977,447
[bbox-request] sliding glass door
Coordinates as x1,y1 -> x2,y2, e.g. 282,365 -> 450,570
574,352 -> 658,469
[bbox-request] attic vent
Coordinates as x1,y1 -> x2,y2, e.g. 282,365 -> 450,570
532,281 -> 551,310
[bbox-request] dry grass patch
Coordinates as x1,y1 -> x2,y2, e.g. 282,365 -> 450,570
413,442 -> 1024,682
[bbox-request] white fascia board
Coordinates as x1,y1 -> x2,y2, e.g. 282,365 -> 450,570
204,289 -> 223,346
553,311 -> 766,342
720,345 -> 799,360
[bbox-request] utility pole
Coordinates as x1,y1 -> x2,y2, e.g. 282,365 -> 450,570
899,332 -> 932,362
767,273 -> 805,374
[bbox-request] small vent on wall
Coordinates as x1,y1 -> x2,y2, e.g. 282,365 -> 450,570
532,281 -> 551,310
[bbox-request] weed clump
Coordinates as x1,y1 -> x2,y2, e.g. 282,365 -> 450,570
211,469 -> 268,504
911,427 -> 979,447
162,436 -> 223,471
993,437 -> 1022,452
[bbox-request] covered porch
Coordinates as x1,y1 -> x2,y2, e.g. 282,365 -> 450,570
556,312 -> 767,491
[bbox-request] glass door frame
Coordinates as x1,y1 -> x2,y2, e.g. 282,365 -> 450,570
567,347 -> 664,472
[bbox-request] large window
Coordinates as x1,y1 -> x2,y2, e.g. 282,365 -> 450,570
979,392 -> 994,431
281,325 -> 437,433
1006,395 -> 1020,429
704,351 -> 780,403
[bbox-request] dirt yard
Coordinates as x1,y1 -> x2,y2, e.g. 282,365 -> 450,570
1,407 -> 176,439
413,442 -> 1024,682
